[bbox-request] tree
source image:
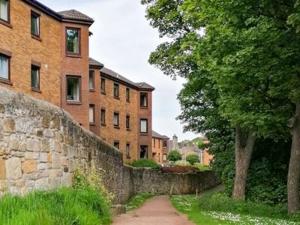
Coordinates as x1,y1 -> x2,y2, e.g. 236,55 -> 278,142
167,150 -> 182,162
142,0 -> 292,202
186,154 -> 200,165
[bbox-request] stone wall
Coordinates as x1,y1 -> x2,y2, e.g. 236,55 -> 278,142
0,87 -> 219,204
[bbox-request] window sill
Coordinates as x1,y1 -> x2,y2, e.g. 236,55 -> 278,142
89,123 -> 96,126
66,101 -> 82,105
101,91 -> 106,95
0,20 -> 12,29
66,54 -> 82,58
126,101 -> 130,103
140,132 -> 149,136
114,126 -> 120,130
101,123 -> 106,127
89,89 -> 96,92
126,156 -> 131,159
31,88 -> 41,93
126,128 -> 131,132
114,96 -> 120,100
31,35 -> 41,42
140,106 -> 148,109
0,78 -> 12,86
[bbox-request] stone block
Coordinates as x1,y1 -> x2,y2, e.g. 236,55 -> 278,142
44,129 -> 54,138
25,152 -> 39,160
35,178 -> 49,189
0,158 -> 6,179
22,160 -> 37,174
3,118 -> 15,133
38,163 -> 48,170
6,157 -> 22,180
26,139 -> 41,152
39,153 -> 48,163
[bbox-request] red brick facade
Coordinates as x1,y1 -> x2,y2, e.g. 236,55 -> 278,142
0,0 -> 154,161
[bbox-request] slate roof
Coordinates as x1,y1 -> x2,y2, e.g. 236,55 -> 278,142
58,9 -> 94,23
101,67 -> 155,91
89,58 -> 104,69
136,82 -> 155,90
152,131 -> 169,140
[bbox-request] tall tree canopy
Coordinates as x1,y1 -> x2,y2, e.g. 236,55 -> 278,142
142,0 -> 300,213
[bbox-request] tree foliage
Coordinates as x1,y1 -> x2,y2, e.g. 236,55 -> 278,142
167,150 -> 182,162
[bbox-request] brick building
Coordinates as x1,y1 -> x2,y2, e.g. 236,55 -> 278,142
0,0 -> 154,161
152,131 -> 169,164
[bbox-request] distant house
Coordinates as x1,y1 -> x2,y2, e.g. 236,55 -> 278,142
152,131 -> 169,164
169,135 -> 213,166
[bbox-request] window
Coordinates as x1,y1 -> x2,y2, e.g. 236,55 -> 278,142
31,65 -> 40,91
126,143 -> 130,159
163,140 -> 167,148
113,112 -> 119,128
66,76 -> 81,102
101,78 -> 106,94
0,0 -> 9,23
158,140 -> 161,148
140,119 -> 148,133
126,115 -> 130,130
140,145 -> 148,159
0,53 -> 9,81
31,11 -> 40,37
89,104 -> 95,125
140,92 -> 148,107
89,70 -> 95,91
114,141 -> 120,149
114,83 -> 119,98
66,28 -> 80,55
101,109 -> 106,126
126,88 -> 130,102
153,139 -> 156,148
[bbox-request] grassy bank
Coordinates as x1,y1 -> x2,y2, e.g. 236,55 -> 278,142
125,193 -> 154,212
171,192 -> 300,225
0,187 -> 111,225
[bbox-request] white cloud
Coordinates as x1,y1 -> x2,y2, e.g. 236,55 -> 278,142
40,0 -> 197,141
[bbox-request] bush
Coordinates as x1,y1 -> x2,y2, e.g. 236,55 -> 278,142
186,154 -> 200,165
131,159 -> 160,169
194,163 -> 211,171
167,150 -> 182,162
175,160 -> 191,166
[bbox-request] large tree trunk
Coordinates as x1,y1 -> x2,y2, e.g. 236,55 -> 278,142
288,103 -> 300,214
232,126 -> 256,200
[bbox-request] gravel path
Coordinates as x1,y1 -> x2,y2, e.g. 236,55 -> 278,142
112,196 -> 195,225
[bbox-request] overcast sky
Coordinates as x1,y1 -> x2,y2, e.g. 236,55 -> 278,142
40,0 -> 197,141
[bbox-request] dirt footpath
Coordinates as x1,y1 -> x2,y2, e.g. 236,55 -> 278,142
112,196 -> 195,225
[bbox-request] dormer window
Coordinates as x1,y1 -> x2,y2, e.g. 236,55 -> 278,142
0,0 -> 9,23
66,28 -> 80,56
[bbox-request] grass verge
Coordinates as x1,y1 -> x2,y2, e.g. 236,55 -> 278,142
125,193 -> 154,212
171,191 -> 300,225
0,187 -> 111,225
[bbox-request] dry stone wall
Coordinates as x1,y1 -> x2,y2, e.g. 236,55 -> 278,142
0,87 -> 219,204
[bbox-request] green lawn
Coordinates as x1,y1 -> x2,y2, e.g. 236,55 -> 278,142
171,191 -> 300,225
125,193 -> 154,212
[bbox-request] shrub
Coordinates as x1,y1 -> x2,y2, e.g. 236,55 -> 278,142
186,154 -> 200,165
131,159 -> 160,169
167,150 -> 182,162
194,163 -> 211,171
175,160 -> 191,166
